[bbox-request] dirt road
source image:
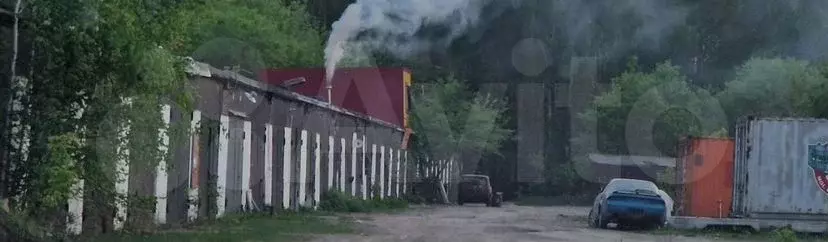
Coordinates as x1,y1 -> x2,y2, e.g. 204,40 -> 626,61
313,204 -> 744,242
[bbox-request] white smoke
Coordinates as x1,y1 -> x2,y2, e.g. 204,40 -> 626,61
324,0 -> 499,81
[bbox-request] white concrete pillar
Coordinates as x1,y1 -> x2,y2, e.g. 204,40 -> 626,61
402,151 -> 407,195
264,124 -> 273,208
339,138 -> 346,193
442,160 -> 447,185
114,98 -> 132,231
282,127 -> 292,209
241,121 -> 252,210
446,160 -> 451,185
387,147 -> 393,197
66,179 -> 84,235
428,161 -> 433,178
415,157 -> 420,180
328,136 -> 334,190
395,149 -> 401,197
361,135 -> 367,199
217,115 -> 230,217
298,130 -> 308,207
443,160 -> 448,185
155,105 -> 171,224
450,160 -> 454,185
186,110 -> 201,221
314,133 -> 321,208
380,146 -> 385,199
351,133 -> 358,196
371,144 -> 377,198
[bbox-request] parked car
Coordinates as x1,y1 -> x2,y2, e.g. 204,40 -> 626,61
458,174 -> 496,207
588,178 -> 667,229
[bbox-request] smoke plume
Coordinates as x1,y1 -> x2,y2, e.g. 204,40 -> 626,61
324,0 -> 509,81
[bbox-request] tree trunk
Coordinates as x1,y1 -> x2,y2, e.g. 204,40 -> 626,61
1,0 -> 24,213
437,179 -> 450,204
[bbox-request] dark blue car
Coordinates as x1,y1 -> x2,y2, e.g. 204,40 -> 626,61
588,178 -> 667,229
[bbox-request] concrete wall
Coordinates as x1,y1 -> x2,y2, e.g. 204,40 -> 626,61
66,62 -> 408,234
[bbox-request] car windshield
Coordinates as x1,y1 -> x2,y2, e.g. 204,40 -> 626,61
605,179 -> 658,193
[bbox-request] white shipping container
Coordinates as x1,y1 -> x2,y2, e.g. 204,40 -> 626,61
733,117 -> 828,220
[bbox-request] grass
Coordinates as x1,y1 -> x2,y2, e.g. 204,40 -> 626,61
651,226 -> 765,241
84,191 -> 409,242
319,190 -> 408,213
87,213 -> 355,242
651,226 -> 828,242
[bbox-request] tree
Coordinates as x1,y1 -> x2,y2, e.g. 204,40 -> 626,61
717,58 -> 827,122
573,61 -> 726,158
560,60 -> 727,195
6,0 -> 201,234
174,0 -> 326,75
808,63 -> 828,118
409,77 -> 511,202
1,0 -> 327,236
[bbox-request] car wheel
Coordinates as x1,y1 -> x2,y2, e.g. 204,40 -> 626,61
653,216 -> 666,230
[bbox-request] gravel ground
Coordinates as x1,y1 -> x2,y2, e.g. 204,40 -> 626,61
312,204 -> 746,242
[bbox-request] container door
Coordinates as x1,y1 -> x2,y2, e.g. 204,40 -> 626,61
744,119 -> 828,220
687,138 -> 734,218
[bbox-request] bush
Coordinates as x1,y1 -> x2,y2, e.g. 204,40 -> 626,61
319,190 -> 407,213
0,210 -> 55,242
404,193 -> 426,204
772,227 -> 798,242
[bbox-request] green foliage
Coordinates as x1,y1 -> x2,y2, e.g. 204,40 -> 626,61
541,159 -> 595,196
4,0 -> 327,235
30,133 -> 81,209
88,213 -> 355,242
410,77 -> 512,174
175,0 -> 325,71
717,58 -> 827,121
655,168 -> 678,199
809,64 -> 828,118
772,227 -> 798,242
0,209 -> 56,242
574,61 -> 726,157
319,190 -> 407,213
124,195 -> 157,233
2,0 -> 203,234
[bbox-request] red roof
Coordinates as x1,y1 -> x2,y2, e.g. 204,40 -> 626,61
259,67 -> 410,129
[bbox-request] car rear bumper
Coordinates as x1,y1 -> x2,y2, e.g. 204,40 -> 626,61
605,201 -> 666,223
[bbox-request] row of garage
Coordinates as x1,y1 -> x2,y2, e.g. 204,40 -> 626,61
64,62 -> 413,235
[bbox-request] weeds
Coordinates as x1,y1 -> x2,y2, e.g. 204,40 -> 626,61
652,226 -> 828,242
318,190 -> 408,213
87,213 -> 353,242
772,227 -> 798,242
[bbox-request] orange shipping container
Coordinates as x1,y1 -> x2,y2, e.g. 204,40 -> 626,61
675,137 -> 735,218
